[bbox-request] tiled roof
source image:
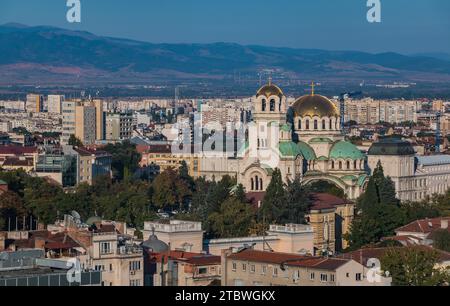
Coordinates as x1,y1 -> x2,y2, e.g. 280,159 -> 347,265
2,157 -> 34,167
227,249 -> 350,271
395,217 -> 450,234
309,193 -> 352,210
184,255 -> 221,266
0,145 -> 37,155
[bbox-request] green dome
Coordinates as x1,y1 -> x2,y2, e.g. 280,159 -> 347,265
279,142 -> 301,157
330,141 -> 365,160
298,141 -> 317,161
281,124 -> 292,132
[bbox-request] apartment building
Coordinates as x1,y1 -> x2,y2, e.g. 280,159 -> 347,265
345,98 -> 418,124
105,111 -> 133,141
75,104 -> 97,145
62,100 -> 77,145
221,248 -> 391,286
26,94 -> 44,113
47,95 -> 65,114
73,147 -> 112,185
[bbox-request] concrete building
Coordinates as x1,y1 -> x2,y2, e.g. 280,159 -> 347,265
61,100 -> 77,145
47,95 -> 65,114
105,111 -> 133,141
75,104 -> 97,145
26,94 -> 44,113
221,248 -> 391,286
73,147 -> 112,185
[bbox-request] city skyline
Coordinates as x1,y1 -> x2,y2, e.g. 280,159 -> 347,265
1,0 -> 450,54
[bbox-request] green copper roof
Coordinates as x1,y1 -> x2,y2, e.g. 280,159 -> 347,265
316,156 -> 328,161
341,175 -> 358,181
298,141 -> 317,161
281,124 -> 292,132
309,137 -> 334,144
329,141 -> 365,160
237,142 -> 249,155
358,174 -> 368,187
279,141 -> 301,157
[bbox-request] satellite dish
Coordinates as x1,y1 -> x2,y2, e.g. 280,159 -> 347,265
71,211 -> 81,222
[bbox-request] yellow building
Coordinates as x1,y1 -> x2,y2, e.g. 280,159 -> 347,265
306,193 -> 355,254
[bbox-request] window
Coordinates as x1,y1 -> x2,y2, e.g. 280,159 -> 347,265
331,160 -> 335,169
130,279 -> 140,286
100,242 -> 111,255
270,99 -> 275,112
129,261 -> 141,271
293,270 -> 300,282
298,120 -> 302,129
262,266 -> 267,275
339,161 -> 343,170
262,99 -> 267,111
314,120 -> 318,130
250,265 -> 255,273
356,273 -> 362,281
320,274 -> 328,282
347,161 -> 350,169
306,120 -> 310,130
273,267 -> 278,277
310,272 -> 315,280
251,178 -> 254,191
232,262 -> 237,272
346,273 -> 349,278
198,267 -> 208,275
242,264 -> 247,272
330,274 -> 335,282
322,120 -> 326,130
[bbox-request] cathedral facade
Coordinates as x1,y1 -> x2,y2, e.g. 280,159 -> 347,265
199,82 -> 369,200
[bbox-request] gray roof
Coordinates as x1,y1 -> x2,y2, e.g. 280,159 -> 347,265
416,155 -> 450,167
141,234 -> 169,253
368,138 -> 415,156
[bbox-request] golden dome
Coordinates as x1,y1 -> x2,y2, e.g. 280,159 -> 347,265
256,83 -> 284,99
292,94 -> 339,117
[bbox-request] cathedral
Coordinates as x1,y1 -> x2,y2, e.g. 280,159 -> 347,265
199,81 -> 369,200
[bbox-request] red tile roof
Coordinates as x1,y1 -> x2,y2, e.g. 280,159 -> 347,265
0,145 -> 37,155
227,249 -> 350,270
184,255 -> 221,266
309,193 -> 352,211
395,217 -> 450,234
2,157 -> 34,167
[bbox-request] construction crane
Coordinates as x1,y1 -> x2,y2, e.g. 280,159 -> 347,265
436,111 -> 442,153
338,91 -> 363,135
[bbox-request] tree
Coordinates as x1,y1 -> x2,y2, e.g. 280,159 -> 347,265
151,168 -> 191,211
283,178 -> 311,224
431,229 -> 450,252
346,162 -> 404,250
260,169 -> 286,223
68,135 -> 83,147
208,197 -> 255,238
103,141 -> 141,181
381,247 -> 450,286
0,191 -> 26,230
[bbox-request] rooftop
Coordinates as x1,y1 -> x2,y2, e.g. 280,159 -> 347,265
227,249 -> 350,270
416,155 -> 450,167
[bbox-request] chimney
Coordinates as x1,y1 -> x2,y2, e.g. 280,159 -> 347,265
441,219 -> 449,230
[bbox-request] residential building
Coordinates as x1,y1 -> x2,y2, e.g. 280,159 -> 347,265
93,99 -> 105,141
61,100 -> 77,145
26,94 -> 44,113
105,111 -> 133,141
73,147 -> 112,185
34,153 -> 77,187
75,104 -> 97,145
221,248 -> 391,286
47,95 -> 65,114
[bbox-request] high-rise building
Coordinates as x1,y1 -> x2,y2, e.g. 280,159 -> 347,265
61,100 -> 78,145
93,99 -> 105,141
26,94 -> 44,113
47,95 -> 65,114
105,112 -> 133,141
75,104 -> 97,145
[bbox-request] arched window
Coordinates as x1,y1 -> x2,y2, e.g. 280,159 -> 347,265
251,178 -> 254,191
262,99 -> 267,112
298,120 -> 302,129
260,178 -> 263,190
322,120 -> 326,130
354,160 -> 357,169
314,120 -> 318,130
255,175 -> 259,191
329,119 -> 333,130
331,161 -> 335,169
306,120 -> 310,130
339,161 -> 343,170
279,101 -> 282,111
347,161 -> 350,169
270,99 -> 276,112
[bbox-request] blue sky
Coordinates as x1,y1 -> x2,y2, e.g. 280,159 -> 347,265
1,0 -> 449,54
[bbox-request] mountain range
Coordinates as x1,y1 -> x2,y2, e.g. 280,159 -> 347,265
1,23 -> 450,85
